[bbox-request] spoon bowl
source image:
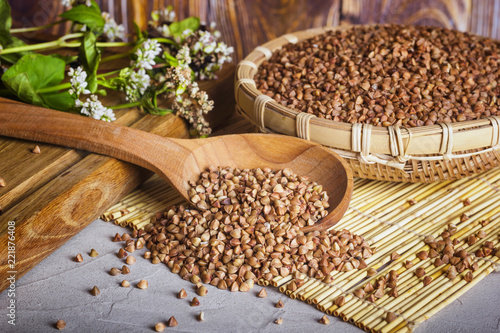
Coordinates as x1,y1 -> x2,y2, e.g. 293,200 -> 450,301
0,98 -> 353,232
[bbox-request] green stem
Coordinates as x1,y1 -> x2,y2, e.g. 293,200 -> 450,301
10,19 -> 67,33
0,33 -> 83,55
109,101 -> 141,110
96,41 -> 134,48
98,69 -> 122,77
37,70 -> 123,94
37,83 -> 71,94
0,35 -> 133,55
152,37 -> 178,47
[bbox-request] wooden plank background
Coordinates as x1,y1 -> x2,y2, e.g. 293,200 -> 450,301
9,0 -> 500,62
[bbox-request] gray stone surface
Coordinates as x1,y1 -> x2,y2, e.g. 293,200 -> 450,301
1,219 -> 499,333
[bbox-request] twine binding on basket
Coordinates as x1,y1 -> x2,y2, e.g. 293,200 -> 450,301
296,113 -> 316,140
254,46 -> 272,60
349,124 -> 409,170
439,122 -> 454,161
253,95 -> 274,132
282,34 -> 299,43
339,116 -> 500,170
238,60 -> 258,70
235,78 -> 255,105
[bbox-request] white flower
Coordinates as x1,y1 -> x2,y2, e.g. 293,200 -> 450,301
130,68 -> 150,95
210,21 -> 217,30
119,67 -> 151,101
173,66 -> 190,86
163,8 -> 176,21
68,66 -> 90,97
60,0 -> 72,6
181,29 -> 193,41
198,31 -> 212,45
157,24 -> 171,37
133,40 -> 162,70
79,95 -> 116,122
204,43 -> 216,54
102,12 -> 125,41
189,82 -> 199,98
176,46 -> 191,65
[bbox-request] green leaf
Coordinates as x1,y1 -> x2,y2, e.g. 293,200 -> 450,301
169,17 -> 200,38
164,52 -> 178,67
2,54 -> 70,110
41,91 -> 74,110
133,21 -> 145,43
0,37 -> 32,64
79,31 -> 100,92
0,0 -> 32,64
60,1 -> 104,32
3,72 -> 44,105
0,0 -> 13,44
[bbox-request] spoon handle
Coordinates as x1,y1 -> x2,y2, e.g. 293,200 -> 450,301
0,98 -> 189,177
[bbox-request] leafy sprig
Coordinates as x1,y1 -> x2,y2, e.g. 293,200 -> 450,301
0,0 -> 233,136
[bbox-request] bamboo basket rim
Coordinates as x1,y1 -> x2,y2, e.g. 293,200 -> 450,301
235,25 -> 500,172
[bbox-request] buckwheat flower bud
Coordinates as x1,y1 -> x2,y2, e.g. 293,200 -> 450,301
68,66 -> 90,97
134,40 -> 162,70
102,12 -> 125,41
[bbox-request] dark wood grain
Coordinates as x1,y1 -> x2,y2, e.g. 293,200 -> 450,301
340,0 -> 470,30
9,0 -> 500,61
155,0 -> 340,60
469,0 -> 500,39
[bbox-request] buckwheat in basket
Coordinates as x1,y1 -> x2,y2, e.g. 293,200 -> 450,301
235,25 -> 500,182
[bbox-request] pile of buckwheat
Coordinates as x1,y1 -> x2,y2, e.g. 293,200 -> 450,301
255,25 -> 500,127
140,166 -> 373,290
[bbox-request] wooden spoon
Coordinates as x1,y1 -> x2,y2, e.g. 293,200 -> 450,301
0,99 -> 353,232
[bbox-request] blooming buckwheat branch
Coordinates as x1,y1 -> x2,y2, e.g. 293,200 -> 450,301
77,94 -> 116,122
102,12 -> 125,41
133,39 -> 162,70
118,67 -> 151,102
68,66 -> 91,97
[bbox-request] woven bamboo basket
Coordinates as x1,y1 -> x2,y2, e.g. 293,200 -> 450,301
235,26 -> 500,183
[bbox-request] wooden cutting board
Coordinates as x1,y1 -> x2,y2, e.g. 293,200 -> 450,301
0,65 -> 237,291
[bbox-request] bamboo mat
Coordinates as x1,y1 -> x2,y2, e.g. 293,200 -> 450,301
102,162 -> 500,333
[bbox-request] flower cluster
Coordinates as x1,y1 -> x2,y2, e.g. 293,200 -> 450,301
172,81 -> 214,137
77,95 -> 116,122
118,67 -> 151,102
102,12 -> 125,42
68,66 -> 90,97
157,55 -> 214,136
152,7 -> 177,36
148,11 -> 233,80
28,5 -> 232,134
185,26 -> 234,80
133,39 -> 162,70
68,66 -> 116,122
